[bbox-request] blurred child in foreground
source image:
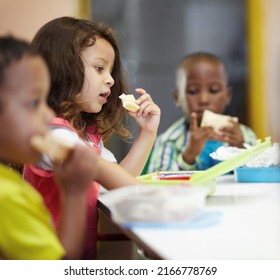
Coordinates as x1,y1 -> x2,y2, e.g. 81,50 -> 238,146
148,52 -> 257,173
0,35 -> 139,260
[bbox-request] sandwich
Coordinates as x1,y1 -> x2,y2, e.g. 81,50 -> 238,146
30,133 -> 75,162
201,110 -> 238,133
119,93 -> 140,112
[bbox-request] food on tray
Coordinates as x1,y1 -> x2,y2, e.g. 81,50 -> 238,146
119,93 -> 140,112
152,171 -> 194,181
210,146 -> 245,161
201,110 -> 238,133
244,142 -> 280,167
30,133 -> 75,162
210,141 -> 280,168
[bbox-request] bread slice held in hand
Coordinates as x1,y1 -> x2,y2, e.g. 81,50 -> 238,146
201,110 -> 238,134
30,133 -> 75,162
119,93 -> 140,112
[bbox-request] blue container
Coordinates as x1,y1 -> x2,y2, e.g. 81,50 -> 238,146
234,166 -> 280,182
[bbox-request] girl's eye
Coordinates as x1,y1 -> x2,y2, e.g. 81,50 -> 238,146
95,66 -> 104,73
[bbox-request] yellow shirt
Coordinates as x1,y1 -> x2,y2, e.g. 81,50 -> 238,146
0,164 -> 64,260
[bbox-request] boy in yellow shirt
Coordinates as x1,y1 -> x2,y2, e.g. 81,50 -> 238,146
0,36 -> 138,259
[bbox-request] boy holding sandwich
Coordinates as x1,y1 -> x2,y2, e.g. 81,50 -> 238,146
147,52 -> 257,172
0,35 -> 139,259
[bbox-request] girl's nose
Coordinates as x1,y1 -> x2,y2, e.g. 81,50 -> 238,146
106,74 -> 115,87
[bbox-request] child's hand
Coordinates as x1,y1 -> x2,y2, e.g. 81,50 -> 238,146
129,88 -> 161,133
183,112 -> 216,164
53,144 -> 99,195
218,119 -> 244,148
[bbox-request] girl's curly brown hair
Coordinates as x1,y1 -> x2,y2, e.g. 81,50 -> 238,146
32,16 -> 130,140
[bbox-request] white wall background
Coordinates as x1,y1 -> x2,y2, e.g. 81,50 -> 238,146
0,0 -> 78,41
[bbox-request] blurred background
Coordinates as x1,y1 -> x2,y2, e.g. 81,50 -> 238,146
0,0 -> 279,160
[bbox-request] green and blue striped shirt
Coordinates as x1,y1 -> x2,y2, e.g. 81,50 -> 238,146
147,116 -> 257,173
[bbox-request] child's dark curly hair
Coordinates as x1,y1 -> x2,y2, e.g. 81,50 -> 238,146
32,16 -> 130,140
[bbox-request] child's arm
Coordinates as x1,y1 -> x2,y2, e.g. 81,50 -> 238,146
182,112 -> 216,164
53,145 -> 96,259
95,159 -> 140,189
120,88 -> 161,176
53,144 -> 139,259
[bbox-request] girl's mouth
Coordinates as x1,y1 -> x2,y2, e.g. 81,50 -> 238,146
99,91 -> 111,104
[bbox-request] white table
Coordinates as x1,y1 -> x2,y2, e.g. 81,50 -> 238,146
98,175 -> 280,259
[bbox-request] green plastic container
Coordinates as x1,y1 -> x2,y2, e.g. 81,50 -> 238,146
138,137 -> 272,195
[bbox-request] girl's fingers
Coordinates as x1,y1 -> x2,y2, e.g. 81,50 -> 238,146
140,103 -> 161,117
135,88 -> 152,103
135,88 -> 147,96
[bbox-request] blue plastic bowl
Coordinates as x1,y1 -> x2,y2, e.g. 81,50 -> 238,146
234,166 -> 280,182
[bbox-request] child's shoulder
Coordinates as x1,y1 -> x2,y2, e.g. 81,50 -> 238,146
51,117 -> 75,131
0,164 -> 42,202
0,165 -> 23,193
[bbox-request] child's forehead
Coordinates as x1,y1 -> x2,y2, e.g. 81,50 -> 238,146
180,59 -> 227,81
81,37 -> 115,61
2,56 -> 49,95
182,58 -> 223,72
5,56 -> 42,79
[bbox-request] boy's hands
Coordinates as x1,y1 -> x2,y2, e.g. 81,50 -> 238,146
53,144 -> 140,193
218,119 -> 244,148
128,88 -> 161,134
53,144 -> 99,195
183,113 -> 244,164
183,112 -> 216,164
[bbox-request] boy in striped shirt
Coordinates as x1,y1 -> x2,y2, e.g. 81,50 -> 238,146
148,52 -> 257,172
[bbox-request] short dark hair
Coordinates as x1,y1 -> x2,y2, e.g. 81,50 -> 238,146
179,52 -> 226,65
0,35 -> 39,87
178,52 -> 229,84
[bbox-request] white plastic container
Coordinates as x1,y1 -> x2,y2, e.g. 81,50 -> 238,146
101,185 -> 207,224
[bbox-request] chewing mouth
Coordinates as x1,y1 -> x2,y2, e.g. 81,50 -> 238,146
100,92 -> 110,98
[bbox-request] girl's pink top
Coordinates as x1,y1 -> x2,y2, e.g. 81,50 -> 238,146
23,117 -> 101,259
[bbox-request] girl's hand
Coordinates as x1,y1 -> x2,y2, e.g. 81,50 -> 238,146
218,119 -> 244,148
129,88 -> 161,133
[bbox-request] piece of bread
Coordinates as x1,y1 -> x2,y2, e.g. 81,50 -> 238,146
201,110 -> 238,133
30,133 -> 75,162
119,93 -> 140,112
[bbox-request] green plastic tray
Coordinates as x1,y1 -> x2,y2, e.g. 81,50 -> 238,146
190,137 -> 271,184
138,137 -> 271,194
138,170 -> 216,196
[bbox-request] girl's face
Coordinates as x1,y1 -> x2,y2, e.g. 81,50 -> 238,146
175,59 -> 232,124
0,56 -> 54,164
80,37 -> 115,113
